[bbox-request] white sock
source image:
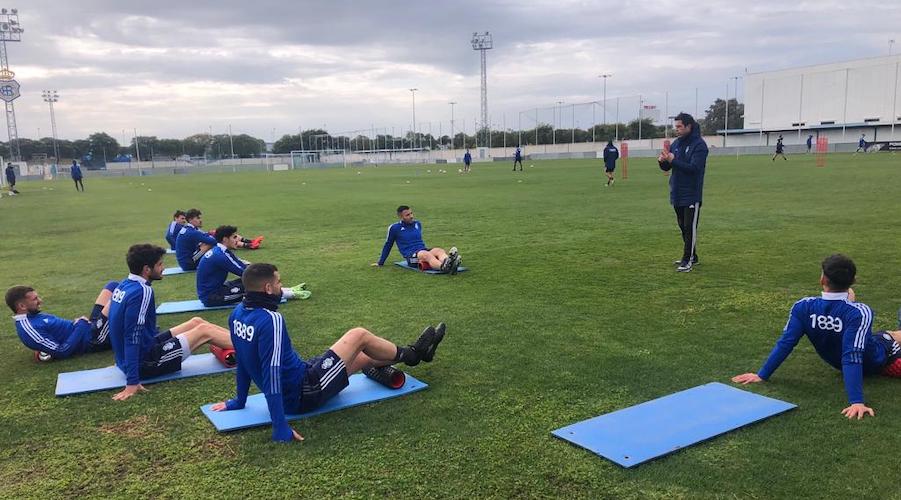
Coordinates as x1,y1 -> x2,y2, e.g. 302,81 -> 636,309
281,287 -> 295,299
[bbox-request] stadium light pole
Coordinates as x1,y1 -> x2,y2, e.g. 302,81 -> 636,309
471,32 -> 493,148
890,39 -> 896,56
409,88 -> 417,149
638,94 -> 643,141
599,74 -> 612,126
554,101 -> 563,145
0,7 -> 24,161
41,90 -> 60,165
449,101 -> 456,149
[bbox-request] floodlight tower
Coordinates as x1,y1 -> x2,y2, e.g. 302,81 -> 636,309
41,90 -> 60,164
471,31 -> 492,147
0,8 -> 24,161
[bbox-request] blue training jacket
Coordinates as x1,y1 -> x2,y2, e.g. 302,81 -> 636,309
227,302 -> 307,442
658,125 -> 708,206
463,152 -> 472,165
108,274 -> 159,385
757,292 -> 894,404
196,243 -> 247,304
165,221 -> 184,250
70,163 -> 82,180
13,312 -> 93,358
378,220 -> 427,265
603,144 -> 619,169
175,223 -> 216,270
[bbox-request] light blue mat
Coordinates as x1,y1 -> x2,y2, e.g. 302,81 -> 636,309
156,298 -> 285,315
551,382 -> 796,468
201,373 -> 428,431
55,353 -> 233,396
162,266 -> 193,276
394,261 -> 468,274
165,249 -> 176,254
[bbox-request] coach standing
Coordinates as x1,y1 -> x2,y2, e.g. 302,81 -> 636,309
658,112 -> 708,273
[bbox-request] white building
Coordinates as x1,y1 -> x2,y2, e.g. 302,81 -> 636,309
726,55 -> 901,146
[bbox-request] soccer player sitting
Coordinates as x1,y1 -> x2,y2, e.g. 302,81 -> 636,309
196,225 -> 308,307
6,280 -> 119,361
372,205 -> 462,274
165,210 -> 186,250
732,254 -> 901,420
108,244 -> 235,401
175,208 -> 264,271
211,263 -> 447,442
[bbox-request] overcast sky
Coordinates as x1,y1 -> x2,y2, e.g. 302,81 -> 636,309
9,0 -> 901,142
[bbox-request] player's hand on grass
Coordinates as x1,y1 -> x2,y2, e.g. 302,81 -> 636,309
841,403 -> 874,420
731,373 -> 763,384
113,384 -> 148,401
292,428 -> 304,441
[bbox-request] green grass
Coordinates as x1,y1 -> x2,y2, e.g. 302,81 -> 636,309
2,153 -> 901,498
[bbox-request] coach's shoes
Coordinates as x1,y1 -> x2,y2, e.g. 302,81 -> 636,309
421,322 -> 446,363
676,262 -> 693,273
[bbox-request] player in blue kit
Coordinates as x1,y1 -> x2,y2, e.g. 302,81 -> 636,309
211,263 -> 447,442
6,280 -> 119,361
513,146 -> 523,171
603,140 -> 619,187
463,149 -> 472,174
372,205 -> 462,273
165,210 -> 186,250
108,244 -> 235,401
732,254 -> 901,420
196,225 -> 309,307
175,208 -> 263,271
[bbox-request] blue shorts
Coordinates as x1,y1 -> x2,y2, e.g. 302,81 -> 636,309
298,349 -> 349,412
405,247 -> 429,260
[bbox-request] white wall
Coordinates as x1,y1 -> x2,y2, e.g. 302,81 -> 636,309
744,55 -> 901,132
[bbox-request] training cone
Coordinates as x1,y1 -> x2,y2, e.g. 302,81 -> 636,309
362,365 -> 406,389
209,345 -> 237,367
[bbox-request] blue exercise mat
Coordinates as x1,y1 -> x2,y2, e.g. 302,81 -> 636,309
55,353 -> 233,396
162,266 -> 193,276
201,372 -> 428,431
551,382 -> 796,468
393,261 -> 468,274
156,298 -> 286,315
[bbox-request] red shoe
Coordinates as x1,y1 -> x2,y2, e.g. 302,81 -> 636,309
248,236 -> 264,250
209,345 -> 237,367
34,351 -> 53,362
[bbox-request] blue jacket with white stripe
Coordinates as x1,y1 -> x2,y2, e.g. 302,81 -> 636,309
658,125 -> 708,206
378,220 -> 427,265
196,243 -> 247,305
757,292 -> 889,404
13,312 -> 93,358
175,223 -> 216,270
108,274 -> 159,385
165,221 -> 184,250
227,301 -> 307,442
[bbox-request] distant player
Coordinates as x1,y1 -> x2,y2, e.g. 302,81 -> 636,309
107,244 -> 235,401
71,160 -> 84,191
6,280 -> 118,361
602,140 -> 619,187
165,210 -> 187,250
372,205 -> 462,274
732,254 -> 901,420
513,146 -> 523,171
210,262 -> 447,442
806,134 -> 813,153
196,225 -> 308,307
855,134 -> 868,153
772,135 -> 787,161
5,162 -> 18,195
463,149 -> 472,173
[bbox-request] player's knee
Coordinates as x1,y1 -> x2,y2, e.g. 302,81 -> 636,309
344,327 -> 370,343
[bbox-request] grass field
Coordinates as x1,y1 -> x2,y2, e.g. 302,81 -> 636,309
2,153 -> 901,498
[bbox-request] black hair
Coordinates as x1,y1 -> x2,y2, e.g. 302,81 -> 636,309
214,225 -> 238,242
173,210 -> 186,219
185,208 -> 202,221
5,285 -> 34,313
243,263 -> 279,291
821,254 -> 856,291
126,244 -> 166,275
396,205 -> 410,214
673,112 -> 696,129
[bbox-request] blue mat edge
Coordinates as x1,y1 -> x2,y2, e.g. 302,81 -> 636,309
156,298 -> 286,315
200,374 -> 429,432
550,382 -> 797,468
55,353 -> 234,397
393,261 -> 468,274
